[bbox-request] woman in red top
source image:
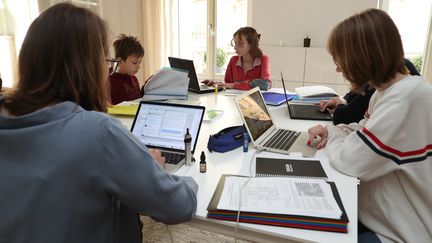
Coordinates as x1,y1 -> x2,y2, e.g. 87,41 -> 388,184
204,27 -> 271,90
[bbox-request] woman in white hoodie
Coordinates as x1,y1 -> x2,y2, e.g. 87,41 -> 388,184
308,9 -> 432,243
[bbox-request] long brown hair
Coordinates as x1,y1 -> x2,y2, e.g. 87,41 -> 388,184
2,2 -> 109,115
232,27 -> 263,58
327,9 -> 407,92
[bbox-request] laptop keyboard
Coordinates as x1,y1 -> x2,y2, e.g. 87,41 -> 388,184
161,151 -> 185,165
263,129 -> 300,151
290,105 -> 328,119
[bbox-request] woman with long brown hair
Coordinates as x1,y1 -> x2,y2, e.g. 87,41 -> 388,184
0,3 -> 197,242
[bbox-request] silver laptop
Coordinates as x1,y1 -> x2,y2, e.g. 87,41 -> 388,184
281,72 -> 333,121
130,101 -> 205,174
168,57 -> 223,94
234,87 -> 316,157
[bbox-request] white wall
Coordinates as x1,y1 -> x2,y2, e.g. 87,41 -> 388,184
100,0 -> 142,56
251,0 -> 377,47
100,0 -> 144,81
251,0 -> 377,95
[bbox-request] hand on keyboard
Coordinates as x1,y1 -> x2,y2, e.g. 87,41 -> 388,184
148,148 -> 166,169
201,79 -> 215,86
202,80 -> 225,87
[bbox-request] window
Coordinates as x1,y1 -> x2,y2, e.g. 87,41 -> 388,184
171,0 -> 248,80
215,0 -> 248,75
0,0 -> 101,88
0,0 -> 39,88
381,0 -> 432,73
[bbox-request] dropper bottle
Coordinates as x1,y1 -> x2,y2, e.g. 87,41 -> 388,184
200,151 -> 206,173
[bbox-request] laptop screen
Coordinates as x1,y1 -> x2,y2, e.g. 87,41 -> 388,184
130,101 -> 205,153
236,88 -> 274,141
168,57 -> 199,91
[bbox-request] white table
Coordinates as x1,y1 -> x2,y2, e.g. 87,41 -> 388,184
115,91 -> 358,243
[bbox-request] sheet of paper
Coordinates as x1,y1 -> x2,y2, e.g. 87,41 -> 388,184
217,176 -> 342,219
294,85 -> 338,99
143,67 -> 189,96
224,89 -> 244,96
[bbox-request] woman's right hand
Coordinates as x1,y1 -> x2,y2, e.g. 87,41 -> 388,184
148,148 -> 166,169
307,125 -> 329,149
201,79 -> 215,86
319,97 -> 343,113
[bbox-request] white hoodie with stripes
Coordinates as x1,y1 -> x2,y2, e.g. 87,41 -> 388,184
324,75 -> 432,243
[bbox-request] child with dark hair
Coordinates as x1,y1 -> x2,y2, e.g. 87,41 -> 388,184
109,34 -> 145,105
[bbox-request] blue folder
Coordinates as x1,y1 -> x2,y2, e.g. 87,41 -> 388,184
262,92 -> 295,106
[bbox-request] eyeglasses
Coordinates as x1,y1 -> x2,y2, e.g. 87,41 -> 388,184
231,41 -> 246,48
105,58 -> 119,75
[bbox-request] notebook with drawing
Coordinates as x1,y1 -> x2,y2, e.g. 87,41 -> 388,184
168,57 -> 223,94
280,72 -> 333,121
234,87 -> 316,157
130,101 -> 205,174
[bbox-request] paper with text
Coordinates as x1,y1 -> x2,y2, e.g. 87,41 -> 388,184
217,176 -> 342,219
143,67 -> 189,100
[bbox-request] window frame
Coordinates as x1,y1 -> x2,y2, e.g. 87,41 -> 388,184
171,0 -> 250,81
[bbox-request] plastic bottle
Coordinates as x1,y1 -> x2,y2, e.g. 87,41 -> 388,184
184,128 -> 192,166
243,132 -> 249,152
200,151 -> 206,173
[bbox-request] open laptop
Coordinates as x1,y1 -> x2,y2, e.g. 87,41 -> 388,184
168,57 -> 223,94
281,72 -> 333,121
234,87 -> 316,157
130,101 -> 205,174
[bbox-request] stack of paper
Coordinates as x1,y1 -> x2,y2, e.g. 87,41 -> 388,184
207,175 -> 349,233
142,67 -> 189,101
295,86 -> 338,99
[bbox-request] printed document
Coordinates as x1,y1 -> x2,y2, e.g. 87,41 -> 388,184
217,176 -> 342,219
142,67 -> 189,100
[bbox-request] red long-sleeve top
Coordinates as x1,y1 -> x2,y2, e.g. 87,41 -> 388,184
224,55 -> 272,90
109,73 -> 143,105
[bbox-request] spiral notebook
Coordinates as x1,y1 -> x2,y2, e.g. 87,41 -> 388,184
255,157 -> 328,179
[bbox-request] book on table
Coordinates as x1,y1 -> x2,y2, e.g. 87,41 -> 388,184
294,85 -> 338,99
255,157 -> 328,179
107,101 -> 139,116
207,174 -> 349,233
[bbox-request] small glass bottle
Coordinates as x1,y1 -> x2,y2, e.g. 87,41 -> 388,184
184,128 -> 192,166
200,151 -> 206,173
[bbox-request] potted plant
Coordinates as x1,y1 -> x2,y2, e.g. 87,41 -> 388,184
203,48 -> 227,73
216,48 -> 227,73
